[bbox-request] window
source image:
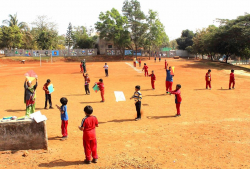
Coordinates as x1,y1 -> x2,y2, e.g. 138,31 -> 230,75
108,45 -> 112,49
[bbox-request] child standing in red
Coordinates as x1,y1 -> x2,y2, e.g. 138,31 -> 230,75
80,61 -> 83,73
139,58 -> 141,67
56,97 -> 68,141
148,70 -> 156,90
79,105 -> 98,164
142,63 -> 149,77
168,84 -> 182,117
165,59 -> 168,69
205,69 -> 212,89
96,79 -> 105,102
229,69 -> 235,89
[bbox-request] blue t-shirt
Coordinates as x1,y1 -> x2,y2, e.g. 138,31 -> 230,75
166,70 -> 173,82
60,105 -> 68,121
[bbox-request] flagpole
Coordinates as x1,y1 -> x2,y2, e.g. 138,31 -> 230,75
40,54 -> 41,67
51,53 -> 52,63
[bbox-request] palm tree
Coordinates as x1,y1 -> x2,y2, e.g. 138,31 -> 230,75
2,13 -> 27,29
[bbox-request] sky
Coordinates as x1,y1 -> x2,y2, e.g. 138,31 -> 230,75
0,0 -> 249,40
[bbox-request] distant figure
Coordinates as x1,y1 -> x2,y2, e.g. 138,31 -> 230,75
159,54 -> 161,62
142,63 -> 149,77
82,59 -> 86,73
205,69 -> 212,90
103,63 -> 109,77
83,73 -> 91,95
133,58 -> 136,67
139,58 -> 141,67
149,70 -> 156,90
229,69 -> 235,89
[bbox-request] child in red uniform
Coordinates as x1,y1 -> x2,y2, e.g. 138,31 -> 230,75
56,97 -> 69,140
79,105 -> 98,164
96,79 -> 105,102
148,70 -> 156,90
205,69 -> 212,90
165,59 -> 168,69
168,84 -> 182,117
80,61 -> 83,72
139,58 -> 141,67
229,69 -> 235,89
142,63 -> 149,77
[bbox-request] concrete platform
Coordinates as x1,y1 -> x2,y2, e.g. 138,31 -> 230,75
0,119 -> 48,151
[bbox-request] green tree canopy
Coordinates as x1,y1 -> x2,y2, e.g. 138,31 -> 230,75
176,29 -> 194,50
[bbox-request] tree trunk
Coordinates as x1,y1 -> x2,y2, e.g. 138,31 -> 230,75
149,47 -> 151,60
136,46 -> 138,60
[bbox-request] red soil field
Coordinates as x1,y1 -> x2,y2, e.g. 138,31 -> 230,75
0,58 -> 250,168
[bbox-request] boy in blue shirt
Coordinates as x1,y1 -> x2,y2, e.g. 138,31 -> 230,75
166,66 -> 174,92
56,97 -> 68,141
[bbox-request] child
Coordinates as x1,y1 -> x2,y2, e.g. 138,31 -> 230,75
205,69 -> 212,89
78,105 -> 98,164
229,69 -> 235,89
167,84 -> 182,117
130,85 -> 142,121
96,79 -> 105,102
103,63 -> 109,77
148,70 -> 156,90
166,66 -> 174,92
165,59 -> 168,69
43,79 -> 53,109
82,59 -> 86,73
56,97 -> 68,140
133,57 -> 136,67
139,58 -> 141,67
159,54 -> 161,62
154,56 -> 157,63
83,73 -> 90,95
142,63 -> 149,77
80,61 -> 83,73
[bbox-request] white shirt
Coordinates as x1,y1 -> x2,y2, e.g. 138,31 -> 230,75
103,65 -> 109,69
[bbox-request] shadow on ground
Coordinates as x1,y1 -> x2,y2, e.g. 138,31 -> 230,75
38,159 -> 85,167
147,115 -> 176,119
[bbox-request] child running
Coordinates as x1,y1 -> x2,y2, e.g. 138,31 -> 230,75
83,73 -> 90,95
56,97 -> 69,140
149,70 -> 156,90
95,79 -> 105,102
142,63 -> 149,77
205,69 -> 212,90
130,85 -> 142,121
79,105 -> 98,164
167,84 -> 182,117
103,63 -> 109,77
229,69 -> 235,89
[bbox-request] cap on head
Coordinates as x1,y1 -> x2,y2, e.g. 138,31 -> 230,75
135,85 -> 140,90
47,79 -> 51,83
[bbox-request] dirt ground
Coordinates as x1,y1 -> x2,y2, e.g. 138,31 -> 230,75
0,58 -> 250,169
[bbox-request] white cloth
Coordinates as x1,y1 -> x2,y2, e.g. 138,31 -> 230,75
114,91 -> 126,102
103,65 -> 109,69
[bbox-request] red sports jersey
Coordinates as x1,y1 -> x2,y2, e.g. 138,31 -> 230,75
97,82 -> 104,91
205,73 -> 211,81
230,73 -> 235,81
143,65 -> 148,70
81,116 -> 98,140
149,74 -> 156,81
170,89 -> 182,103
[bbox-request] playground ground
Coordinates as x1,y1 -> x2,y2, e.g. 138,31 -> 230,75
0,57 -> 250,169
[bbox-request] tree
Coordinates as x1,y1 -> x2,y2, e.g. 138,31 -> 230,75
169,40 -> 178,50
95,8 -> 131,59
65,23 -> 74,53
2,13 -> 27,29
72,26 -> 96,49
176,29 -> 194,50
31,15 -> 58,50
0,25 -> 22,49
122,0 -> 148,58
57,35 -> 66,49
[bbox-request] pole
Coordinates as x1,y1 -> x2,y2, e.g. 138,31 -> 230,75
40,54 -> 41,67
51,53 -> 52,63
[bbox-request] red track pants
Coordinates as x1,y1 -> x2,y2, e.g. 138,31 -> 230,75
206,81 -> 211,89
83,139 -> 98,161
176,103 -> 181,115
151,80 -> 155,89
229,80 -> 235,89
61,120 -> 68,137
145,70 -> 148,77
100,90 -> 105,101
134,62 -> 136,67
166,81 -> 173,92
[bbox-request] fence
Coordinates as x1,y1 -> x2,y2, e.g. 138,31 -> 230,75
3,49 -> 98,57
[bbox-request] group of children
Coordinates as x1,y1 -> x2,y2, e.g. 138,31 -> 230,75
205,69 -> 235,90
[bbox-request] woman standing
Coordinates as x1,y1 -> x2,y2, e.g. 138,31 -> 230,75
24,78 -> 38,116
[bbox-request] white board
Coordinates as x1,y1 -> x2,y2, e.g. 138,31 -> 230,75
114,91 -> 126,102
